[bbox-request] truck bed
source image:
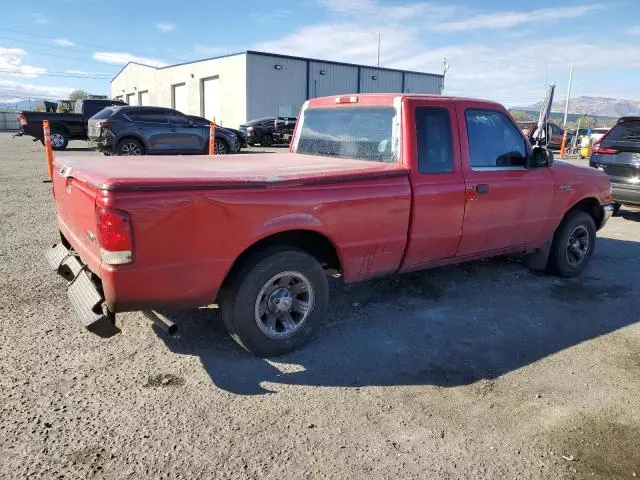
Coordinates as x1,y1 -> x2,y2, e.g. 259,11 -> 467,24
54,153 -> 408,191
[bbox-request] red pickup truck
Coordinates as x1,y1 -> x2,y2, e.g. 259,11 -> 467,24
46,94 -> 614,356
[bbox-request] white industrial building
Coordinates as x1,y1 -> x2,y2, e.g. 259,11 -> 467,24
111,50 -> 444,129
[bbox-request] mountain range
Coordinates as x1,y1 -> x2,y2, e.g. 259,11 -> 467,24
518,96 -> 640,118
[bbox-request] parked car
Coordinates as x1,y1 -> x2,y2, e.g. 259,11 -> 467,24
240,117 -> 297,147
517,121 -> 564,149
87,106 -> 238,155
589,117 -> 640,211
590,127 -> 610,143
186,115 -> 246,152
46,94 -> 613,356
15,99 -> 126,150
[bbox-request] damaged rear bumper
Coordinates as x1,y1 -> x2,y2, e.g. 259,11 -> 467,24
45,243 -> 119,338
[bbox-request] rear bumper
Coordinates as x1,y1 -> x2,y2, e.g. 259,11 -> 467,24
611,182 -> 640,206
45,243 -> 119,338
88,138 -> 112,152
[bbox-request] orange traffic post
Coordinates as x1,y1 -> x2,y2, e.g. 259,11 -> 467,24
209,118 -> 216,157
42,120 -> 54,180
559,129 -> 568,159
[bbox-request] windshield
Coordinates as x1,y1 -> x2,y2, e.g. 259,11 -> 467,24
295,107 -> 397,162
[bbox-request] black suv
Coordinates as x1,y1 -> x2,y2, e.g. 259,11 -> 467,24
589,117 -> 640,211
87,106 -> 238,155
239,117 -> 297,147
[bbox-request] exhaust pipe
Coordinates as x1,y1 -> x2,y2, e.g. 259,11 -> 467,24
143,311 -> 178,336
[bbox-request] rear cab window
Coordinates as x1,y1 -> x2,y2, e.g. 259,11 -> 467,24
295,106 -> 397,163
415,107 -> 454,173
465,109 -> 528,169
91,108 -> 115,120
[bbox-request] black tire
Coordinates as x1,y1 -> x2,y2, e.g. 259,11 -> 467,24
260,134 -> 273,147
214,139 -> 229,155
546,210 -> 597,278
50,131 -> 69,151
116,138 -> 144,156
220,248 -> 329,357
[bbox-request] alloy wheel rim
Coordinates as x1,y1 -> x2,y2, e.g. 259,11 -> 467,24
565,225 -> 590,267
121,142 -> 141,155
254,271 -> 315,339
51,134 -> 64,148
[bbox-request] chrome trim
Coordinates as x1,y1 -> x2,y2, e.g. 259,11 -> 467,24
601,204 -> 615,227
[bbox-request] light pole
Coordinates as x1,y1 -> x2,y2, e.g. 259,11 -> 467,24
560,59 -> 574,159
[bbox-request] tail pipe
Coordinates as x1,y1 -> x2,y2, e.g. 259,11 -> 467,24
143,311 -> 178,336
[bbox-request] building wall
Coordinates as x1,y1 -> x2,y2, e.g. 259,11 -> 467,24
246,53 -> 307,121
111,52 -> 444,128
111,54 -> 248,128
308,61 -> 359,98
404,72 -> 443,95
359,68 -> 403,93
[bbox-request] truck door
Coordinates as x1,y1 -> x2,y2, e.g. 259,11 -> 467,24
456,105 -> 553,256
401,99 -> 467,269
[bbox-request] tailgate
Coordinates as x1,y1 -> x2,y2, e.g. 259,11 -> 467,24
52,164 -> 102,273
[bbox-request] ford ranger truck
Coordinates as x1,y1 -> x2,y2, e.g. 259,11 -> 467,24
45,94 -> 614,356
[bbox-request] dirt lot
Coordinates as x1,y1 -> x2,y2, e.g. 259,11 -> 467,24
1,133 -> 639,479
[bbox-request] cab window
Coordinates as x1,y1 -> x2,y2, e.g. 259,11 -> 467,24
415,107 -> 454,173
466,109 -> 527,169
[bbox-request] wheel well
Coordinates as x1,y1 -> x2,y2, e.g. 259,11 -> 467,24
220,230 -> 341,290
568,197 -> 603,229
116,135 -> 146,152
50,124 -> 70,136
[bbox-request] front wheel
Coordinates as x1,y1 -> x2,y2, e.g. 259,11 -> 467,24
220,249 -> 329,357
546,210 -> 596,278
50,131 -> 69,151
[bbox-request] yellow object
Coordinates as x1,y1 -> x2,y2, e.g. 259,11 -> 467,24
580,136 -> 593,158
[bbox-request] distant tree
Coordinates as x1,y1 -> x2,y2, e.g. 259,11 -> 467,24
510,110 -> 533,121
33,103 -> 46,112
68,89 -> 89,101
580,116 -> 597,128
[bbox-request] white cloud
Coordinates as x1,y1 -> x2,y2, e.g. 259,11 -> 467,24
432,4 -> 606,31
92,51 -> 168,67
252,1 -> 640,104
0,47 -> 46,78
30,13 -> 50,25
54,38 -> 75,47
64,69 -> 90,75
0,80 -> 74,102
628,26 -> 640,35
155,22 -> 175,32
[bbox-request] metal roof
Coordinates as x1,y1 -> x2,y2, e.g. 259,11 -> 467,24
111,50 -> 443,82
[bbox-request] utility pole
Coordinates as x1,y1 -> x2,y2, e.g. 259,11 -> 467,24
560,59 -> 574,159
376,32 -> 381,68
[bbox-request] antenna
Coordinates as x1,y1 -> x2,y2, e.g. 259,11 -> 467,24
442,57 -> 450,76
377,32 -> 381,68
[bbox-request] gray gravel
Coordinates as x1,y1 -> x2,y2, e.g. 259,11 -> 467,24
1,133 -> 639,479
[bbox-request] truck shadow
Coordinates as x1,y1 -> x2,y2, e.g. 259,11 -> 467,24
156,237 -> 639,395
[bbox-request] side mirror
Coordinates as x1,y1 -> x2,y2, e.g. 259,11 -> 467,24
529,146 -> 554,168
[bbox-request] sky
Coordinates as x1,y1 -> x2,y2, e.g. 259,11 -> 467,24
1,0 -> 639,107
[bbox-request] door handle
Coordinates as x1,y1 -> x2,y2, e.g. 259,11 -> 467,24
475,184 -> 490,195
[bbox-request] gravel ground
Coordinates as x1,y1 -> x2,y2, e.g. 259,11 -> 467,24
1,133 -> 639,480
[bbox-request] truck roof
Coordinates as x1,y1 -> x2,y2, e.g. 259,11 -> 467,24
306,93 -> 504,109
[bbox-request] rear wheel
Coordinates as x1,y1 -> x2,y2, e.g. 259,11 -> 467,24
260,134 -> 273,147
220,249 -> 329,357
116,138 -> 144,156
546,210 -> 596,277
50,131 -> 69,151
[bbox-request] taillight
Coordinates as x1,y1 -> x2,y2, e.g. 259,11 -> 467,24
17,114 -> 27,126
96,206 -> 133,265
96,120 -> 111,131
246,126 -> 254,132
592,139 -> 617,155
